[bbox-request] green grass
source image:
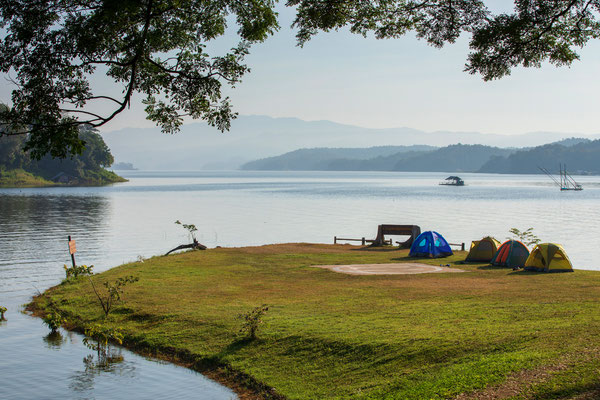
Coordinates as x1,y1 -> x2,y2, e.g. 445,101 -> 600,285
0,168 -> 55,187
75,168 -> 127,185
0,167 -> 126,187
31,243 -> 600,399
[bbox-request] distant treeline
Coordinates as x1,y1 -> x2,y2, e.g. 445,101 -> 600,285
240,145 -> 436,171
241,138 -> 599,174
480,139 -> 600,174
0,125 -> 123,185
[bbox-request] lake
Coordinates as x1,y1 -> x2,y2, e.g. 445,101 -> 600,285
1,170 -> 599,399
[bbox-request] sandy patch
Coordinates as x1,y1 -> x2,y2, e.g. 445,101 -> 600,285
313,263 -> 464,275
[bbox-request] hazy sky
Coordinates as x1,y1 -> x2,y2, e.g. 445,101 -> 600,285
2,2 -> 599,136
220,4 -> 600,136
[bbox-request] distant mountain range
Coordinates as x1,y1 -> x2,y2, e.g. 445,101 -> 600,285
242,138 -> 600,174
242,144 -> 515,172
101,115 -> 599,170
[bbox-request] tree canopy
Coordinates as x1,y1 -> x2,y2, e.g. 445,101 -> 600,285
0,124 -> 115,180
1,0 -> 599,159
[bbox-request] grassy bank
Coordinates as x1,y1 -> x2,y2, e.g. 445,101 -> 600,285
0,167 -> 126,187
0,168 -> 56,187
31,244 -> 600,399
71,168 -> 128,186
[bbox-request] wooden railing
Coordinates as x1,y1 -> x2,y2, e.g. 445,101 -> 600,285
334,236 -> 392,245
334,236 -> 464,250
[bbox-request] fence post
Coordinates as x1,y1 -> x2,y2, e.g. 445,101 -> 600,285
362,237 -> 365,245
334,236 -> 337,244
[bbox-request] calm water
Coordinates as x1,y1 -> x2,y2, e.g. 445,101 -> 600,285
1,170 -> 599,399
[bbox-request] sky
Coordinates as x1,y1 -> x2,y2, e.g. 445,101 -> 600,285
2,1 -> 599,136
219,4 -> 600,136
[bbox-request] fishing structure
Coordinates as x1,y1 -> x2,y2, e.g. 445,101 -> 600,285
539,164 -> 583,191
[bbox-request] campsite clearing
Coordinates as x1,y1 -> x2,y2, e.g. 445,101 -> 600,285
30,243 -> 600,399
313,262 -> 464,275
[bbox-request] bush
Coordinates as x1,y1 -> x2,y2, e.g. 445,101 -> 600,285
0,306 -> 6,321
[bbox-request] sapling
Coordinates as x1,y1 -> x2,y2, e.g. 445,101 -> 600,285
238,305 -> 269,339
0,306 -> 6,321
508,227 -> 541,247
175,220 -> 198,242
88,276 -> 139,318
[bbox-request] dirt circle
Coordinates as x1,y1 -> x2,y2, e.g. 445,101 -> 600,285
313,263 -> 464,275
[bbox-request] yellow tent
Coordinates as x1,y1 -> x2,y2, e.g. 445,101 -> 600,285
465,236 -> 501,262
524,243 -> 574,273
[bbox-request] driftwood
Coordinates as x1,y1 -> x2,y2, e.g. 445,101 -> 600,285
165,239 -> 207,256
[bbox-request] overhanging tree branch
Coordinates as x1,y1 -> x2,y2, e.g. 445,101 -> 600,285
2,0 -> 600,159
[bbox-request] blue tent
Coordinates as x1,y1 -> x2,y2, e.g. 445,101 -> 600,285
409,231 -> 453,258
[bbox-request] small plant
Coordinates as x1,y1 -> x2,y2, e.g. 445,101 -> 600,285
83,324 -> 124,355
175,220 -> 198,242
43,310 -> 65,333
238,305 -> 269,339
89,276 -> 139,318
64,264 -> 94,280
0,306 -> 6,321
508,227 -> 541,247
136,255 -> 146,263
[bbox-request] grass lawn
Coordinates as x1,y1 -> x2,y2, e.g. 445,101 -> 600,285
31,243 -> 600,399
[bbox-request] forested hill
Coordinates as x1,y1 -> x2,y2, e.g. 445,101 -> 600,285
479,139 -> 600,174
241,144 -> 514,172
240,145 -> 436,171
392,144 -> 514,172
0,126 -> 125,187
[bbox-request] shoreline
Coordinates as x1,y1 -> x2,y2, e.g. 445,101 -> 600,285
25,301 -> 282,400
0,168 -> 127,188
27,243 -> 600,399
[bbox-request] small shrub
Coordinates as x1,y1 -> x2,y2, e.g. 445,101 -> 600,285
508,227 -> 541,247
43,310 -> 65,332
88,276 -> 139,318
238,305 -> 269,339
64,264 -> 94,280
0,306 -> 6,321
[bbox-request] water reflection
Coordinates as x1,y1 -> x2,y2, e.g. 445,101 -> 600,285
70,349 -> 135,394
43,331 -> 67,350
0,195 -> 111,299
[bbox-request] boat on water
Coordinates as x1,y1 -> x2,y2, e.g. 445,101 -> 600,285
539,164 -> 583,191
439,176 -> 465,186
